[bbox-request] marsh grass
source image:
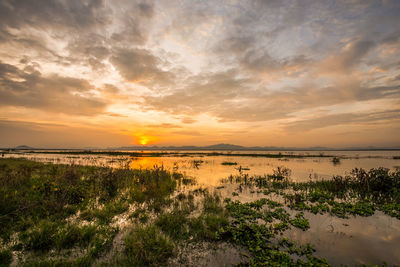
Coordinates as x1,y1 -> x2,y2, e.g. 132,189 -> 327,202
0,249 -> 12,267
0,158 -> 195,266
225,166 -> 400,220
123,225 -> 174,266
1,158 -> 398,266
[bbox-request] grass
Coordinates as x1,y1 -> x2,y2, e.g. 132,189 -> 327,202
1,158 -> 398,266
0,158 -> 194,266
0,249 -> 12,267
123,225 -> 174,266
227,166 -> 400,220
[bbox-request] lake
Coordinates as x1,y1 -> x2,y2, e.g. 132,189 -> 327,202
3,150 -> 400,266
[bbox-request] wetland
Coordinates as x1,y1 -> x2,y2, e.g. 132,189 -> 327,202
1,150 -> 400,266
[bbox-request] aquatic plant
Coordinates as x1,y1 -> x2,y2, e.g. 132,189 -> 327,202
221,161 -> 238,165
332,156 -> 341,165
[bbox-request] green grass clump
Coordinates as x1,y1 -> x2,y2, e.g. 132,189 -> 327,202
202,192 -> 223,213
203,213 -> 229,239
81,200 -> 129,224
153,190 -> 228,242
56,224 -> 97,249
0,249 -> 12,267
19,219 -> 59,252
155,210 -> 189,240
123,225 -> 174,266
19,219 -> 113,253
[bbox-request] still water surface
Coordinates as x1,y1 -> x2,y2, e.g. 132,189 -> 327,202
4,150 -> 400,266
6,150 -> 400,185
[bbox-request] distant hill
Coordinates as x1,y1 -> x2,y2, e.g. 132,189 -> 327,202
203,143 -> 245,150
1,143 -> 397,151
15,145 -> 35,150
115,143 -> 247,151
113,143 -> 392,151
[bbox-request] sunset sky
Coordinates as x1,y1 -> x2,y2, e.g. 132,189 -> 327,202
0,0 -> 399,148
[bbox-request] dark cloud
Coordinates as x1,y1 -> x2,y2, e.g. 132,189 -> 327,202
0,61 -> 107,115
318,40 -> 375,74
0,0 -> 158,75
0,0 -> 107,30
110,48 -> 174,86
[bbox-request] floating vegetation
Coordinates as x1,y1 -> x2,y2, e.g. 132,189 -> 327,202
221,161 -> 238,165
332,156 -> 341,165
191,160 -> 204,169
224,167 -> 400,220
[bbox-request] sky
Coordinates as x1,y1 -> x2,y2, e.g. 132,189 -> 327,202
0,0 -> 399,148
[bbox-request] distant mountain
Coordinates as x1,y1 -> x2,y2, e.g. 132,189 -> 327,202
112,143 -> 348,151
115,144 -> 245,151
203,143 -> 245,150
110,143 -> 400,151
1,143 -> 396,151
15,145 -> 35,150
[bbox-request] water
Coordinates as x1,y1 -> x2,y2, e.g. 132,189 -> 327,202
3,150 -> 400,266
5,150 -> 400,185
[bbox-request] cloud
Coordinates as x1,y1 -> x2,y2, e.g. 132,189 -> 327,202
1,0 -> 400,147
0,119 -> 129,148
144,66 -> 400,123
171,130 -> 203,136
181,117 -> 197,124
0,61 -> 107,115
0,0 -> 158,75
144,69 -> 253,114
145,123 -> 182,129
317,40 -> 375,74
0,0 -> 107,30
284,109 -> 400,132
110,48 -> 175,86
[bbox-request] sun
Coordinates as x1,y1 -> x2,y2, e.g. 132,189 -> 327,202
134,134 -> 159,146
139,138 -> 149,145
